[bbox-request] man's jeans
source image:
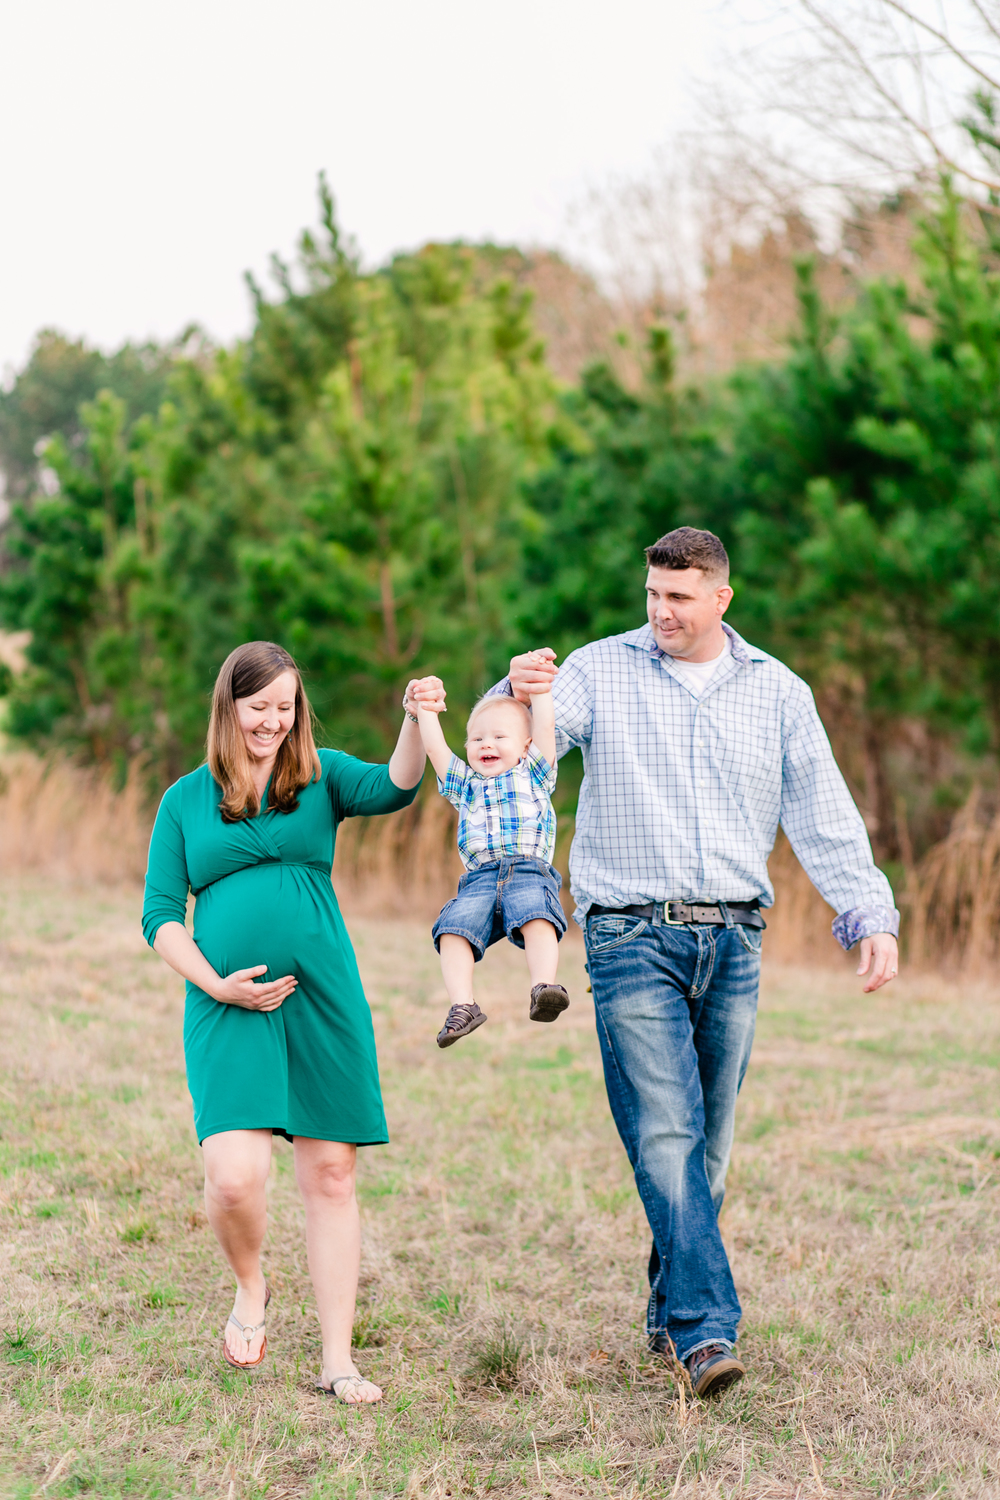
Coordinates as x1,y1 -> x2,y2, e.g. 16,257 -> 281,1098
584,909 -> 761,1363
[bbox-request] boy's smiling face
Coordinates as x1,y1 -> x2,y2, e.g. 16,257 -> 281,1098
466,703 -> 532,778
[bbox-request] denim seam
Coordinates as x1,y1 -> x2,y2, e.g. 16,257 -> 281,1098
689,928 -> 717,998
432,924 -> 487,960
585,918 -> 650,955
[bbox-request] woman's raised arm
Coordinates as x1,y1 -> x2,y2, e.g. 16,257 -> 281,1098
387,681 -> 429,790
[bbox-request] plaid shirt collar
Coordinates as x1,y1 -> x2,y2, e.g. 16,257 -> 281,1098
628,622 -> 762,671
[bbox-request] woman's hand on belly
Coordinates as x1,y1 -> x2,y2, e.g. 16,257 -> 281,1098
213,965 -> 298,1012
153,922 -> 297,1012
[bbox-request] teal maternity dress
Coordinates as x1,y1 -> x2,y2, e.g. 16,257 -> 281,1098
141,750 -> 417,1145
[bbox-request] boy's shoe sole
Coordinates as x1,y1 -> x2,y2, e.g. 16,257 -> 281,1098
436,1002 -> 488,1048
529,983 -> 570,1023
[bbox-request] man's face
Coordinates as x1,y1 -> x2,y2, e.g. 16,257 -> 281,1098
645,566 -> 734,659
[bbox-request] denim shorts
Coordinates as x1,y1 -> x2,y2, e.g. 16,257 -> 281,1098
432,855 -> 568,961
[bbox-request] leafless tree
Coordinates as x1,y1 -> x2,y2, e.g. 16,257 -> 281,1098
715,0 -> 1000,204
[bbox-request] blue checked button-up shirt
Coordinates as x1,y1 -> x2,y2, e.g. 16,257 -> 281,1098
438,746 -> 558,871
492,624 -> 898,948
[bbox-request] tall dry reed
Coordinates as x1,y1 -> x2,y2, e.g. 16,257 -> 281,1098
0,752 -> 152,884
904,787 -> 1000,973
1,749 -> 991,973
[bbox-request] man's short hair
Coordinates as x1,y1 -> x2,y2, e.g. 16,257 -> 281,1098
466,694 -> 533,740
644,526 -> 729,582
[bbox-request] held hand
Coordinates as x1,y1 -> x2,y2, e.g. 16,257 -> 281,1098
857,933 -> 898,993
410,675 -> 447,714
509,647 -> 558,705
212,965 -> 298,1012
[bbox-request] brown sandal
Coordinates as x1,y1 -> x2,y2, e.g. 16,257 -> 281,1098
222,1285 -> 271,1369
436,1001 -> 487,1048
529,983 -> 569,1023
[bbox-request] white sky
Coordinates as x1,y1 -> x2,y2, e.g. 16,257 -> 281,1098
0,0 -> 733,375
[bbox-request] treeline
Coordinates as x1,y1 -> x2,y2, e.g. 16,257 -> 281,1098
2,181 -> 999,879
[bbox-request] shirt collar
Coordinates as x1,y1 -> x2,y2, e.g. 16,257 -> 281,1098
624,621 -> 761,667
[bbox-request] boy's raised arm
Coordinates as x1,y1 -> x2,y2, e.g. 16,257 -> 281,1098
529,680 -> 557,768
411,676 -> 455,781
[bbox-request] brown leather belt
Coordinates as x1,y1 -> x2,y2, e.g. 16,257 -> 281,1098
588,899 -> 765,930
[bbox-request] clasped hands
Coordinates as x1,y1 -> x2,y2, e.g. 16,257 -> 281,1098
405,676 -> 447,715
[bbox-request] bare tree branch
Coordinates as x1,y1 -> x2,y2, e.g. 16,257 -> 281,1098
879,0 -> 1000,90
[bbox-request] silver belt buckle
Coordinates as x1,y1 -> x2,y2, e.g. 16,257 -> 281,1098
661,900 -> 689,927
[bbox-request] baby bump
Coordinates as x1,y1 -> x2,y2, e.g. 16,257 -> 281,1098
192,863 -> 336,981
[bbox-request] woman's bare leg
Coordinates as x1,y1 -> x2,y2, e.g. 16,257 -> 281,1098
521,918 -> 560,985
294,1138 -> 381,1403
202,1128 -> 273,1363
438,933 -> 476,1004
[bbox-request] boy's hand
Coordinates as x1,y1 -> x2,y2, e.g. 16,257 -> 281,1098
410,675 -> 447,714
509,648 -> 558,705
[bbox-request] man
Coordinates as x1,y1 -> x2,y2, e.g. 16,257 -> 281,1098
501,527 -> 899,1398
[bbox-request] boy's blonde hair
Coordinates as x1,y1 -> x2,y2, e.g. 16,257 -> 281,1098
465,694 -> 533,742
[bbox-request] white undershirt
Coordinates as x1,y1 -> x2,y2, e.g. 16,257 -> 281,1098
666,635 -> 731,698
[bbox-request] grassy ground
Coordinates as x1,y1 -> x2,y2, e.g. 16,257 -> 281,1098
1,878 -> 1000,1498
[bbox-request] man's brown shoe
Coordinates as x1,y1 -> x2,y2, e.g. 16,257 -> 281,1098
686,1343 -> 745,1398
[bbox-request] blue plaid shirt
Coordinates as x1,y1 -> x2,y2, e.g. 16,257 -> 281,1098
438,747 -> 557,871
491,624 -> 898,948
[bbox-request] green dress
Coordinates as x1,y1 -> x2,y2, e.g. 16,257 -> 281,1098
141,750 -> 417,1145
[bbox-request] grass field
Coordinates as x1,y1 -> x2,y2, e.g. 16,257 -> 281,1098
2,877 -> 1000,1499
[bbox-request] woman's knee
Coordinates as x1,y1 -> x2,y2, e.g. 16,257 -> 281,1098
296,1144 -> 357,1206
205,1166 -> 267,1213
202,1130 -> 271,1213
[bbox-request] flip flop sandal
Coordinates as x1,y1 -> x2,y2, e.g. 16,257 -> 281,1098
436,1001 -> 487,1048
222,1285 -> 271,1369
316,1373 -> 383,1404
529,983 -> 570,1023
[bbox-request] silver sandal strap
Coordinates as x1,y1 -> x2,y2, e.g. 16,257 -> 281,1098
227,1312 -> 266,1343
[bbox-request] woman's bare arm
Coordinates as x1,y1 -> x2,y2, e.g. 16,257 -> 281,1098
387,683 -> 429,789
153,921 -> 298,1012
410,676 -> 455,780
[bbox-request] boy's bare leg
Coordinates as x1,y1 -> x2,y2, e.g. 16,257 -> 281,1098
523,919 -> 568,1022
436,933 -> 487,1045
521,919 -> 560,985
439,934 -> 476,1004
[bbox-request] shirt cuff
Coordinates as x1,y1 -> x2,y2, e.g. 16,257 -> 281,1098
831,905 -> 900,951
486,677 -> 515,698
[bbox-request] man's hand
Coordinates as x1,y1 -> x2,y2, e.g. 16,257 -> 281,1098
509,647 -> 558,705
857,933 -> 898,993
410,675 -> 447,714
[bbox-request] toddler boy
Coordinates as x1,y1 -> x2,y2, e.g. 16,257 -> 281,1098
409,671 -> 569,1047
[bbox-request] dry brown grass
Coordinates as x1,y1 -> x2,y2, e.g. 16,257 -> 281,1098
2,874 -> 1000,1498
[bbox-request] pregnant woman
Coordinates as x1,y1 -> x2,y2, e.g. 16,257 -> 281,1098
142,641 -> 425,1404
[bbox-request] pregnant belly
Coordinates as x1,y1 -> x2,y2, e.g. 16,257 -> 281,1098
192,863 -> 332,981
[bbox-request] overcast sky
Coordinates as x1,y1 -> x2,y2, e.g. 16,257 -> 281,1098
0,0 -> 743,375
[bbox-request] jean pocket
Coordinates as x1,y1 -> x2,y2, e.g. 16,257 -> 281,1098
735,923 -> 763,957
586,915 -> 649,954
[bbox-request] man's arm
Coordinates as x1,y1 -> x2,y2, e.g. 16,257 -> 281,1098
410,675 -> 455,781
780,686 -> 900,993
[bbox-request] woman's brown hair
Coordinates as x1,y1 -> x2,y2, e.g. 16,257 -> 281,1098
207,642 -> 321,823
